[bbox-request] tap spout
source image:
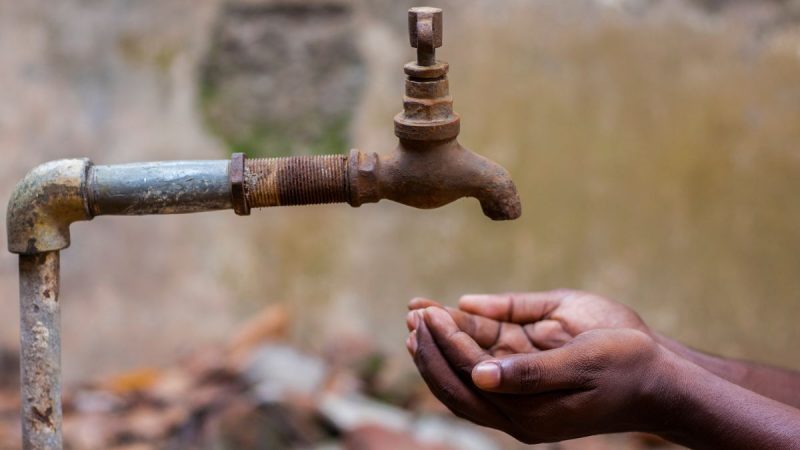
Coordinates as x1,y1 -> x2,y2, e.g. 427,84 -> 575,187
349,139 -> 521,220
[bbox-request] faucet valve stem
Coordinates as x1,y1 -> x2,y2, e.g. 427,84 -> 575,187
409,7 -> 443,67
396,7 -> 459,142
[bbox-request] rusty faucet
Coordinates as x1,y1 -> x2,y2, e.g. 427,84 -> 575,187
6,7 -> 520,449
227,7 -> 522,219
348,7 -> 522,220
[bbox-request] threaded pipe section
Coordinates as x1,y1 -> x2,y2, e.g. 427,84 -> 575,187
245,155 -> 349,207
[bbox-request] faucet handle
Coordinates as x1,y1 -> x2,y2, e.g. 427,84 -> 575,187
397,6 -> 458,142
408,7 -> 443,66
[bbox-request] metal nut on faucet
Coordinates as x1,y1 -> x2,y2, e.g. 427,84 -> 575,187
402,96 -> 454,122
230,152 -> 250,216
404,61 -> 449,79
347,149 -> 380,207
405,78 -> 450,98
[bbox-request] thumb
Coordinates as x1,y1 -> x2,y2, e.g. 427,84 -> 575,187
471,344 -> 591,394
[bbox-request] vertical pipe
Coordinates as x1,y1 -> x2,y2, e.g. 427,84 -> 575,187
19,252 -> 62,450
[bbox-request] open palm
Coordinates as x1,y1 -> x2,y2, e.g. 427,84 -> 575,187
408,297 -> 545,356
409,290 -> 650,353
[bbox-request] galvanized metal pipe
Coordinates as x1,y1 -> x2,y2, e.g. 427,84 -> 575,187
88,160 -> 232,216
18,252 -> 62,450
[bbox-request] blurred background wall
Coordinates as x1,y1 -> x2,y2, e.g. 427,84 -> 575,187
1,0 -> 800,383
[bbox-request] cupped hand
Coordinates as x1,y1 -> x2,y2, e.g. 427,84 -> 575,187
411,290 -> 651,351
407,297 -> 542,356
407,306 -> 678,444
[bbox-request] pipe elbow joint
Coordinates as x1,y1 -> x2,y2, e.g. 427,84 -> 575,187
7,159 -> 93,255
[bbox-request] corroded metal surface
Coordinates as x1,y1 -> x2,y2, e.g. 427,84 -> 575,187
6,159 -> 92,255
387,6 -> 521,219
7,160 -> 234,255
88,161 -> 232,215
395,7 -> 459,142
408,7 -> 442,66
346,139 -> 521,220
245,155 -> 349,207
19,252 -> 62,450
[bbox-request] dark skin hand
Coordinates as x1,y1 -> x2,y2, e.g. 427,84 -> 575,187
410,290 -> 800,408
406,293 -> 800,449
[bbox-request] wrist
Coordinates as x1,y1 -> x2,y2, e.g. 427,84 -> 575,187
644,350 -> 748,448
637,345 -> 708,438
654,332 -> 749,386
646,350 -> 800,449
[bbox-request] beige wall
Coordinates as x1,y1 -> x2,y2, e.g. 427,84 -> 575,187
2,0 -> 799,382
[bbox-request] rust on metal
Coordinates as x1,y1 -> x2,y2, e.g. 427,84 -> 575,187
408,7 -> 442,67
245,155 -> 349,207
403,61 -> 448,79
395,7 -> 459,143
347,149 -> 380,207
385,7 -> 521,219
6,159 -> 93,255
349,139 -> 522,220
19,251 -> 62,449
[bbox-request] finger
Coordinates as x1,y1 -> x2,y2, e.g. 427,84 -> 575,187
489,323 -> 540,356
459,291 -> 570,324
410,304 -> 505,349
413,318 -> 508,428
444,307 -> 502,349
523,320 -> 572,350
406,309 -> 423,332
471,344 -> 592,394
409,297 -> 442,310
405,330 -> 418,357
423,307 -> 492,378
410,301 -> 506,349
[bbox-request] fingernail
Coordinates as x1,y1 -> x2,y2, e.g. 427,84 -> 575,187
406,311 -> 416,331
472,362 -> 501,389
406,331 -> 418,355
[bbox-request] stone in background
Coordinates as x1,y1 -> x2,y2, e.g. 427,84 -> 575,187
200,1 -> 366,157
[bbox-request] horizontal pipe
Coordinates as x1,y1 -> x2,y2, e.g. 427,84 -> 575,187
245,155 -> 350,208
88,160 -> 232,216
